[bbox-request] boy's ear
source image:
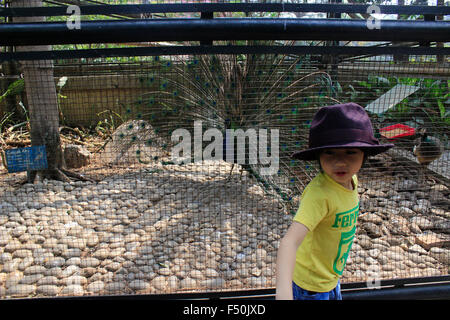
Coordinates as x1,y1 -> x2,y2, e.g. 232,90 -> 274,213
362,153 -> 368,166
317,155 -> 323,172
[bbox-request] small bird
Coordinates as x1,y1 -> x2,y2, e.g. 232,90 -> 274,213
413,128 -> 444,185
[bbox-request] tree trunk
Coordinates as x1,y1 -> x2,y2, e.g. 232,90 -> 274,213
22,58 -> 69,182
12,0 -> 89,183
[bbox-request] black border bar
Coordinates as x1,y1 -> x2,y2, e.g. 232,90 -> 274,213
1,3 -> 449,17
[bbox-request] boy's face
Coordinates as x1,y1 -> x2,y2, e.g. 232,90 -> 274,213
319,148 -> 364,189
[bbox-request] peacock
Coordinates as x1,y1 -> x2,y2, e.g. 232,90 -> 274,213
116,46 -> 341,214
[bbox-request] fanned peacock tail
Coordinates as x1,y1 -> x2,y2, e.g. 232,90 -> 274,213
118,48 -> 341,214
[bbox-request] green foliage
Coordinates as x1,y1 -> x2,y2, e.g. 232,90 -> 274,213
96,109 -> 124,137
348,75 -> 449,129
0,111 -> 14,133
0,78 -> 25,104
406,79 -> 450,126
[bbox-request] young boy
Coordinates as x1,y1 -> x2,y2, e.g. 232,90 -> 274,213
276,103 -> 393,300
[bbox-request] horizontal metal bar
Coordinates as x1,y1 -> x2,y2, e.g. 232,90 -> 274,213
1,19 -> 449,46
342,275 -> 450,290
343,282 -> 450,300
1,45 -> 449,63
1,3 -> 449,17
6,275 -> 450,301
16,280 -> 450,301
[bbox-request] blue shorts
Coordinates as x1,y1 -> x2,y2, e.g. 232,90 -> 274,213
292,281 -> 342,300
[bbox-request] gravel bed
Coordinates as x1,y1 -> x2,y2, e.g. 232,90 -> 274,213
0,159 -> 449,298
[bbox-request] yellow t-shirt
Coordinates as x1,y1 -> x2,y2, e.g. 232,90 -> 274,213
293,172 -> 359,292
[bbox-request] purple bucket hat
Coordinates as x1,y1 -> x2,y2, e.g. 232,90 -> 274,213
292,103 -> 394,161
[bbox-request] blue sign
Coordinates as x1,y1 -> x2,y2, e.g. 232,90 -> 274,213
5,145 -> 48,173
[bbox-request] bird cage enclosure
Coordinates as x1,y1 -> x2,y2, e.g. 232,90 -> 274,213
0,2 -> 449,300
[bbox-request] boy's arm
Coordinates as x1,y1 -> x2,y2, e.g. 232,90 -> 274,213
275,221 -> 309,300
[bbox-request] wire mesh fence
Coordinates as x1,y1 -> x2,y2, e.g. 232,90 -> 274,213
0,0 -> 449,300
1,49 -> 448,299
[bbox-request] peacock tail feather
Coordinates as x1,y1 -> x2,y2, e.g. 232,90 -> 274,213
117,48 -> 341,214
